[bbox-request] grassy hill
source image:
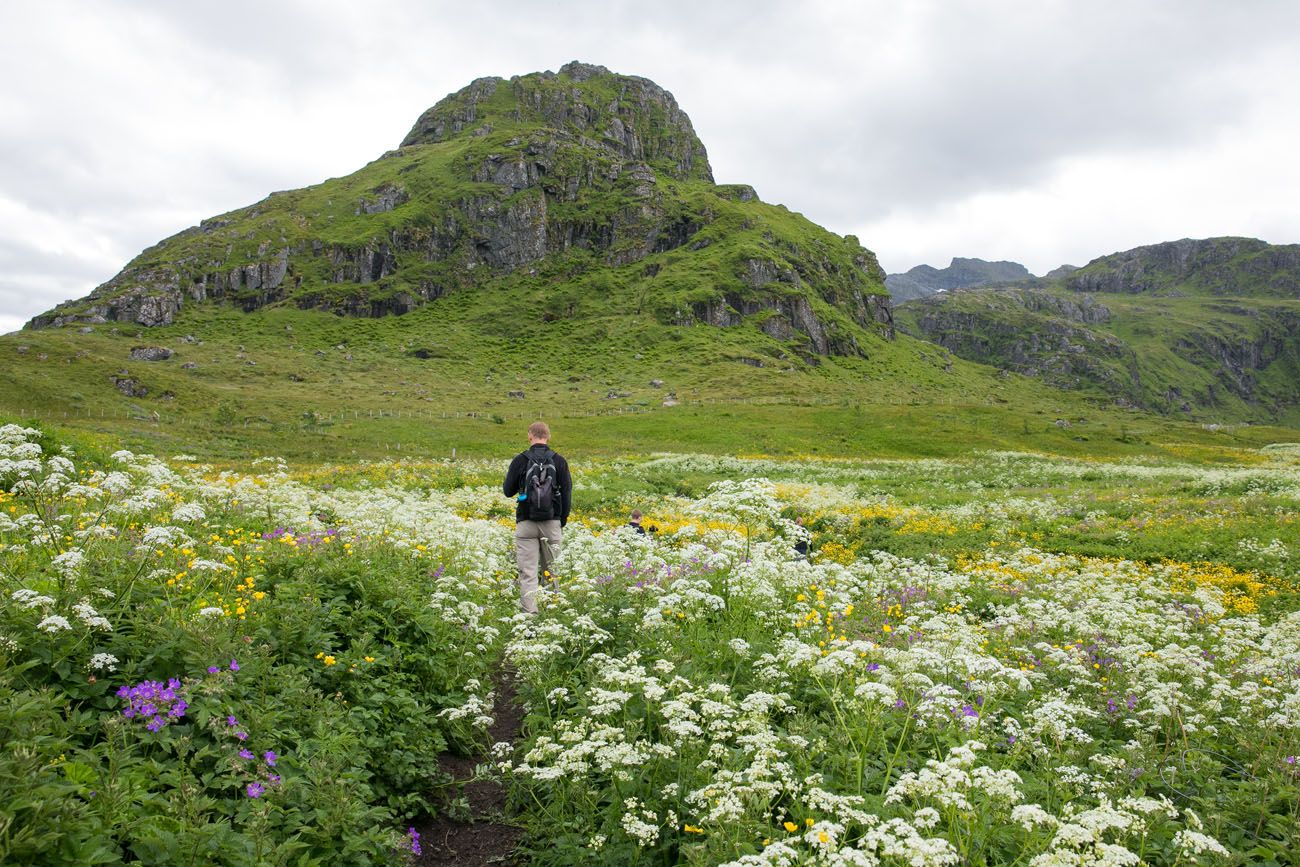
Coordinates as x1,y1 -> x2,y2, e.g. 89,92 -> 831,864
896,238 -> 1300,426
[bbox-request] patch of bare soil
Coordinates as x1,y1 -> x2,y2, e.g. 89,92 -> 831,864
413,668 -> 526,866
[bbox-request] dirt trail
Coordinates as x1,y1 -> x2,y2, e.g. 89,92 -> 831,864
414,667 -> 526,866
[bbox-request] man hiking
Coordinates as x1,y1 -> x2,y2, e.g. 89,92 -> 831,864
502,421 -> 572,614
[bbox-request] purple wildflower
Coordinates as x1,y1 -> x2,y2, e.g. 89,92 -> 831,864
961,704 -> 978,718
227,715 -> 239,727
235,731 -> 248,741
229,659 -> 240,672
409,827 -> 422,856
207,666 -> 219,674
246,781 -> 264,798
865,663 -> 881,672
268,774 -> 281,785
239,749 -> 254,760
264,751 -> 278,767
893,698 -> 907,709
119,678 -> 189,732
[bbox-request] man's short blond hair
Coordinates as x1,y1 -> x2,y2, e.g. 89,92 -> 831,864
528,421 -> 550,441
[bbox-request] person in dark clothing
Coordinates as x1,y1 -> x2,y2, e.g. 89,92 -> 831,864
502,421 -> 573,613
628,510 -> 647,535
793,516 -> 810,560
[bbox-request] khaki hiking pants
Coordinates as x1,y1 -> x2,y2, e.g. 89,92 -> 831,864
515,519 -> 561,614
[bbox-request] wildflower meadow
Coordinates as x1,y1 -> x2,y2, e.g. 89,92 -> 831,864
1,423 -> 1298,865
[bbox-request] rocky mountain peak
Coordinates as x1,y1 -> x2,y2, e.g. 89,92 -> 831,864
886,257 -> 1033,302
25,62 -> 891,363
400,60 -> 712,183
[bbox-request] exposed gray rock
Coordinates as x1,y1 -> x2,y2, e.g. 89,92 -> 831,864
356,183 -> 409,215
129,346 -> 173,361
716,184 -> 758,202
181,362 -> 197,369
113,376 -> 147,397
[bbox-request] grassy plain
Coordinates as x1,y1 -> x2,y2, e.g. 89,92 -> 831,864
4,303 -> 1297,465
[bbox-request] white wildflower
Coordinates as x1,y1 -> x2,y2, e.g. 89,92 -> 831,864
51,550 -> 85,578
11,589 -> 55,608
86,652 -> 119,671
72,600 -> 112,631
37,615 -> 72,633
1173,830 -> 1230,857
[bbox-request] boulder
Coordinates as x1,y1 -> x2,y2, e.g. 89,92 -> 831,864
129,346 -> 173,361
112,376 -> 147,397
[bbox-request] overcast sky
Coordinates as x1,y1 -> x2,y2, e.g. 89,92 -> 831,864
3,0 -> 1299,333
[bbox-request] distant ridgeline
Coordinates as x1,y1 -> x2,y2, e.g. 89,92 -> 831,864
885,258 -> 1037,303
894,238 -> 1300,423
27,61 -> 893,359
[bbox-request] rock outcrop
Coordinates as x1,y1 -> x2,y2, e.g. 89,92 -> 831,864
1065,237 -> 1300,297
902,288 -> 1133,394
27,62 -> 891,359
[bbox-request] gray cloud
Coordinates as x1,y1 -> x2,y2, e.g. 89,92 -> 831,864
2,0 -> 1299,326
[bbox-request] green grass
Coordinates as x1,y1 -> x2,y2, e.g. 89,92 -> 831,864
3,298 -> 1298,464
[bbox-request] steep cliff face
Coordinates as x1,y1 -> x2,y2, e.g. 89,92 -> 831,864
26,62 -> 891,359
900,288 -> 1134,395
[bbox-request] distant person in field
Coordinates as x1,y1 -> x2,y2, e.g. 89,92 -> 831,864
793,516 -> 810,560
503,421 -> 572,614
627,510 -> 658,535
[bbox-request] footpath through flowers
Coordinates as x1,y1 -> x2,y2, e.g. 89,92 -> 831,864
1,423 -> 1297,864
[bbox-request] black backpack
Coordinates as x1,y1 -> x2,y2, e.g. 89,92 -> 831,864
521,449 -> 561,521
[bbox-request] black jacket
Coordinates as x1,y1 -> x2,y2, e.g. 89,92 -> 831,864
503,444 -> 572,525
